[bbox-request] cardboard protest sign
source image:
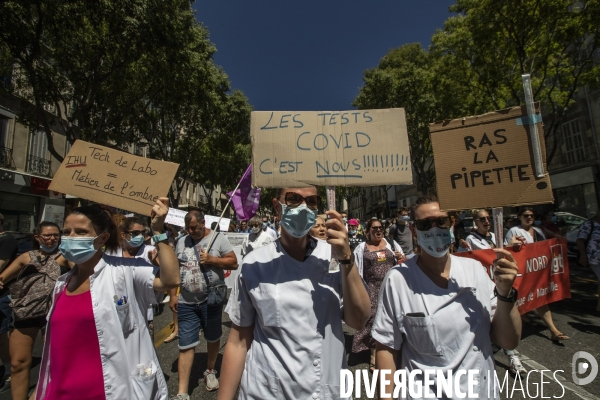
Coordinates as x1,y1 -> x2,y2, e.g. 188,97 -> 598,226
455,238 -> 570,314
222,232 -> 248,248
221,233 -> 247,289
251,109 -> 412,187
430,105 -> 553,211
49,140 -> 179,216
204,215 -> 231,232
165,208 -> 187,227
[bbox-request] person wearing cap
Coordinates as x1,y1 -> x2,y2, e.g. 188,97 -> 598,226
347,219 -> 365,251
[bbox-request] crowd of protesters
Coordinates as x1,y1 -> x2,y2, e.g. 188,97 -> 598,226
0,188 -> 596,400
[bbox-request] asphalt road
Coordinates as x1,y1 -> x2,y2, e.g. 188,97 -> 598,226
4,260 -> 599,400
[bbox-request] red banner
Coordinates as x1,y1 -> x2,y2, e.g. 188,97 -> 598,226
454,238 -> 571,314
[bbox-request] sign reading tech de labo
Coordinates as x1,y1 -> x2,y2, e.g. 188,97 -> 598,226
49,140 -> 179,215
251,109 -> 412,188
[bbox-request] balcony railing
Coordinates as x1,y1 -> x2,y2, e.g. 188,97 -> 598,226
0,146 -> 15,169
26,155 -> 52,177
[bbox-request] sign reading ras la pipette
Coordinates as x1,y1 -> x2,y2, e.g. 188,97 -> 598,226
251,109 -> 413,188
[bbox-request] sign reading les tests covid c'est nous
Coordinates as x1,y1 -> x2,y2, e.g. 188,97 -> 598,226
49,140 -> 179,216
251,109 -> 413,187
430,104 -> 553,211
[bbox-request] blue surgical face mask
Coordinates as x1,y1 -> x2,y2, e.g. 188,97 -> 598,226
349,229 -> 357,236
400,216 -> 410,222
262,222 -> 267,229
59,236 -> 101,264
279,202 -> 316,238
127,234 -> 144,248
40,243 -> 58,253
551,215 -> 557,223
417,227 -> 452,258
534,220 -> 543,226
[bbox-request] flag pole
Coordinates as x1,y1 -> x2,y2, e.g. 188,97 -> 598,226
205,176 -> 244,253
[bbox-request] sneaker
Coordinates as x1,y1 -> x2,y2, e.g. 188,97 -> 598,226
0,376 -> 10,394
509,354 -> 527,375
169,394 -> 189,400
162,295 -> 170,304
204,369 -> 219,391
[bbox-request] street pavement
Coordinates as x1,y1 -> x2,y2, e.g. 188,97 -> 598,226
3,260 -> 599,400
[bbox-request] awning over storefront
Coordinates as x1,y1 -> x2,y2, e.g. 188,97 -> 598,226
550,166 -> 594,189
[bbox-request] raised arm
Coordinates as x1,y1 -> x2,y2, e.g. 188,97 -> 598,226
489,248 -> 522,350
151,198 -> 180,291
326,210 -> 370,330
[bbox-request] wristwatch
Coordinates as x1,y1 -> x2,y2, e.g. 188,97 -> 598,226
338,253 -> 355,265
152,232 -> 168,244
494,287 -> 518,303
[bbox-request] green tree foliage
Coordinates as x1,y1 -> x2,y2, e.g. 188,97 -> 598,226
432,0 -> 600,165
353,43 -> 472,194
0,0 -> 252,207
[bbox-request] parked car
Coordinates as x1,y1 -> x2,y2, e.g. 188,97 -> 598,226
566,227 -> 582,259
555,212 -> 588,231
565,217 -> 593,259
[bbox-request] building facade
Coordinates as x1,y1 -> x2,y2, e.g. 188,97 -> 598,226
546,86 -> 600,218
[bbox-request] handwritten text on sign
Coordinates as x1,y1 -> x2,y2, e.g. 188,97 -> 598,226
49,140 -> 179,216
251,109 -> 412,187
430,105 -> 553,211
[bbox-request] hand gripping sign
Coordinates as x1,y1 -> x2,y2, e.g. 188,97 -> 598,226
454,238 -> 571,314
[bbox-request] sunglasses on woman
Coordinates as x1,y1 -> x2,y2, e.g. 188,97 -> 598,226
414,216 -> 452,231
370,226 -> 384,231
39,234 -> 60,239
281,192 -> 320,211
478,216 -> 491,222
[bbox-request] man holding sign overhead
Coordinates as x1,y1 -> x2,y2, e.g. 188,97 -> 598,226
219,186 -> 370,400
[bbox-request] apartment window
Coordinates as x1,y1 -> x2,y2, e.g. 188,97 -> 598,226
562,119 -> 585,165
64,140 -> 72,157
27,128 -> 52,176
0,117 -> 15,169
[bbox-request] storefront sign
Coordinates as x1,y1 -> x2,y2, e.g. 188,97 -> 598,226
454,238 -> 571,314
49,140 -> 179,216
430,105 -> 553,211
251,109 -> 412,187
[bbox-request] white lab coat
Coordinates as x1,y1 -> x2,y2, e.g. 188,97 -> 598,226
36,254 -> 167,400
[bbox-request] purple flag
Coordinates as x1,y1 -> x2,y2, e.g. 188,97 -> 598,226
227,164 -> 261,220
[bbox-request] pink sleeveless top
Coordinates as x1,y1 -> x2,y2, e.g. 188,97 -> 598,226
44,289 -> 105,400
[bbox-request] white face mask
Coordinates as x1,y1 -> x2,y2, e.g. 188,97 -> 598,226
251,226 -> 260,234
417,227 -> 452,258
